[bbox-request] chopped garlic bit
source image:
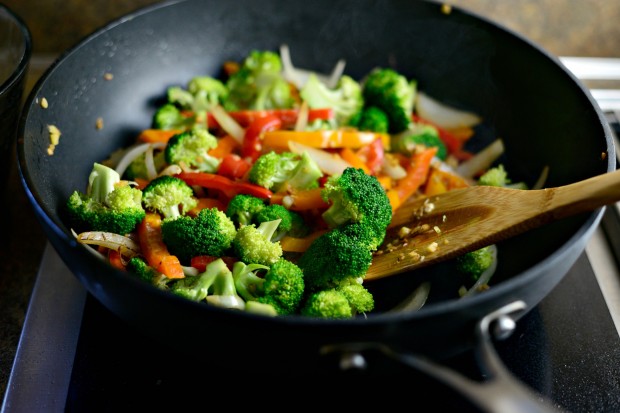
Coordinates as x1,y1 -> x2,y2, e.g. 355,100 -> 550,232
427,242 -> 438,253
433,225 -> 441,234
47,124 -> 61,155
40,97 -> 48,109
95,117 -> 104,130
398,226 -> 411,238
441,3 -> 452,14
103,72 -> 113,80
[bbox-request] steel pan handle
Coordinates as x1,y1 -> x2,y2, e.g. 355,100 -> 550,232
322,301 -> 565,413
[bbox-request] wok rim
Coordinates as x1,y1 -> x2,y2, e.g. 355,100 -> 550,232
15,0 -> 617,329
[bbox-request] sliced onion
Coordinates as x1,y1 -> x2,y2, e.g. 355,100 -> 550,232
387,281 -> 431,313
416,91 -> 482,129
144,144 -> 157,180
73,229 -> 142,258
210,104 -> 245,143
158,164 -> 183,177
294,100 -> 309,131
114,142 -> 164,178
455,138 -> 504,178
288,140 -> 351,176
381,153 -> 407,180
531,165 -> 550,190
279,44 -> 346,89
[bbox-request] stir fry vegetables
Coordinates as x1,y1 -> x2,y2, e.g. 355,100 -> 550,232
67,47 -> 525,318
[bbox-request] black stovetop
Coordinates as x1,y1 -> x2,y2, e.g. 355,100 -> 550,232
3,232 -> 620,412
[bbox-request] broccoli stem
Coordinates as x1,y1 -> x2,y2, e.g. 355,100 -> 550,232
87,163 -> 120,203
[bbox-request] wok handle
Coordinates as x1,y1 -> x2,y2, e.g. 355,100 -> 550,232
322,301 -> 564,413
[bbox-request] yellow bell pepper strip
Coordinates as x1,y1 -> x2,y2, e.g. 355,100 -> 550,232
262,129 -> 390,150
138,212 -> 185,279
423,166 -> 470,196
270,187 -> 329,211
387,146 -> 437,211
175,171 -> 272,200
280,229 -> 328,252
137,129 -> 182,144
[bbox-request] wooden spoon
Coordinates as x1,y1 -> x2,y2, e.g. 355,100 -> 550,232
365,168 -> 620,282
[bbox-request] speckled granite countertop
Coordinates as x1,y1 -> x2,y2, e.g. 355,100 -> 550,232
1,0 -> 619,403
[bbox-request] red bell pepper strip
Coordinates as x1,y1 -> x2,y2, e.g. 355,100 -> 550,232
217,153 -> 252,180
355,137 -> 385,175
175,171 -> 272,200
241,115 -> 282,162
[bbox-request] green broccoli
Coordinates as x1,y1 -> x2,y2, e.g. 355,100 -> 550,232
300,73 -> 364,127
362,67 -> 416,134
171,258 -> 244,310
455,245 -> 495,281
334,277 -> 374,315
152,103 -> 193,130
300,289 -> 352,319
353,105 -> 389,133
297,226 -> 373,291
391,123 -> 447,160
161,207 -> 237,264
224,50 -> 294,111
164,128 -> 221,173
244,301 -> 278,316
225,194 -> 266,227
337,222 -> 385,252
478,164 -> 528,189
254,204 -> 310,240
280,150 -> 323,191
126,257 -> 171,290
168,76 -> 229,112
123,150 -> 167,181
321,167 -> 392,240
232,258 -> 305,315
247,151 -> 299,191
231,219 -> 283,266
65,162 -> 146,234
141,175 -> 198,219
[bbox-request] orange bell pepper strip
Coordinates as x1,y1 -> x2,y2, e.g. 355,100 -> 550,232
208,135 -> 241,159
262,130 -> 390,150
339,147 -> 370,174
270,187 -> 329,211
137,212 -> 185,279
387,146 -> 437,211
137,129 -> 182,144
423,166 -> 470,196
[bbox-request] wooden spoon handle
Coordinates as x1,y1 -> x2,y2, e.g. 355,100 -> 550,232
366,169 -> 620,282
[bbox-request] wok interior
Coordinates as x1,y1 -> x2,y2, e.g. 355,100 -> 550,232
18,1 -> 611,321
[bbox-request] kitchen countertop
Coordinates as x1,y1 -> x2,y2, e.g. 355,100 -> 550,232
1,0 -> 619,403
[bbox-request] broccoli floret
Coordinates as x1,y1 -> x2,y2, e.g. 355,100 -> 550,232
142,175 -> 198,219
65,162 -> 146,234
300,73 -> 363,127
391,123 -> 447,160
164,129 -> 221,173
171,258 -> 244,310
152,103 -> 193,130
297,226 -> 373,291
126,257 -> 171,290
321,167 -> 392,240
232,258 -> 305,315
244,301 -> 279,316
353,105 -> 389,133
362,68 -> 416,134
281,151 -> 323,191
334,277 -> 374,315
123,150 -> 167,181
224,50 -> 293,111
247,151 -> 299,191
477,164 -> 528,189
455,245 -> 495,281
301,289 -> 352,319
161,207 -> 237,264
225,194 -> 267,227
337,222 -> 385,252
231,219 -> 283,266
168,76 -> 229,113
254,204 -> 310,240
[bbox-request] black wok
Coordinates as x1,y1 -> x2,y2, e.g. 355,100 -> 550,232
17,0 -> 614,407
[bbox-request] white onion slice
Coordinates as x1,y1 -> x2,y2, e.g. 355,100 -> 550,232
294,100 -> 309,131
73,229 -> 142,258
114,142 -> 164,178
288,140 -> 351,176
210,104 -> 245,143
416,91 -> 482,129
279,44 -> 346,89
387,281 -> 431,312
380,153 -> 407,180
455,138 -> 505,179
531,165 -> 550,190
